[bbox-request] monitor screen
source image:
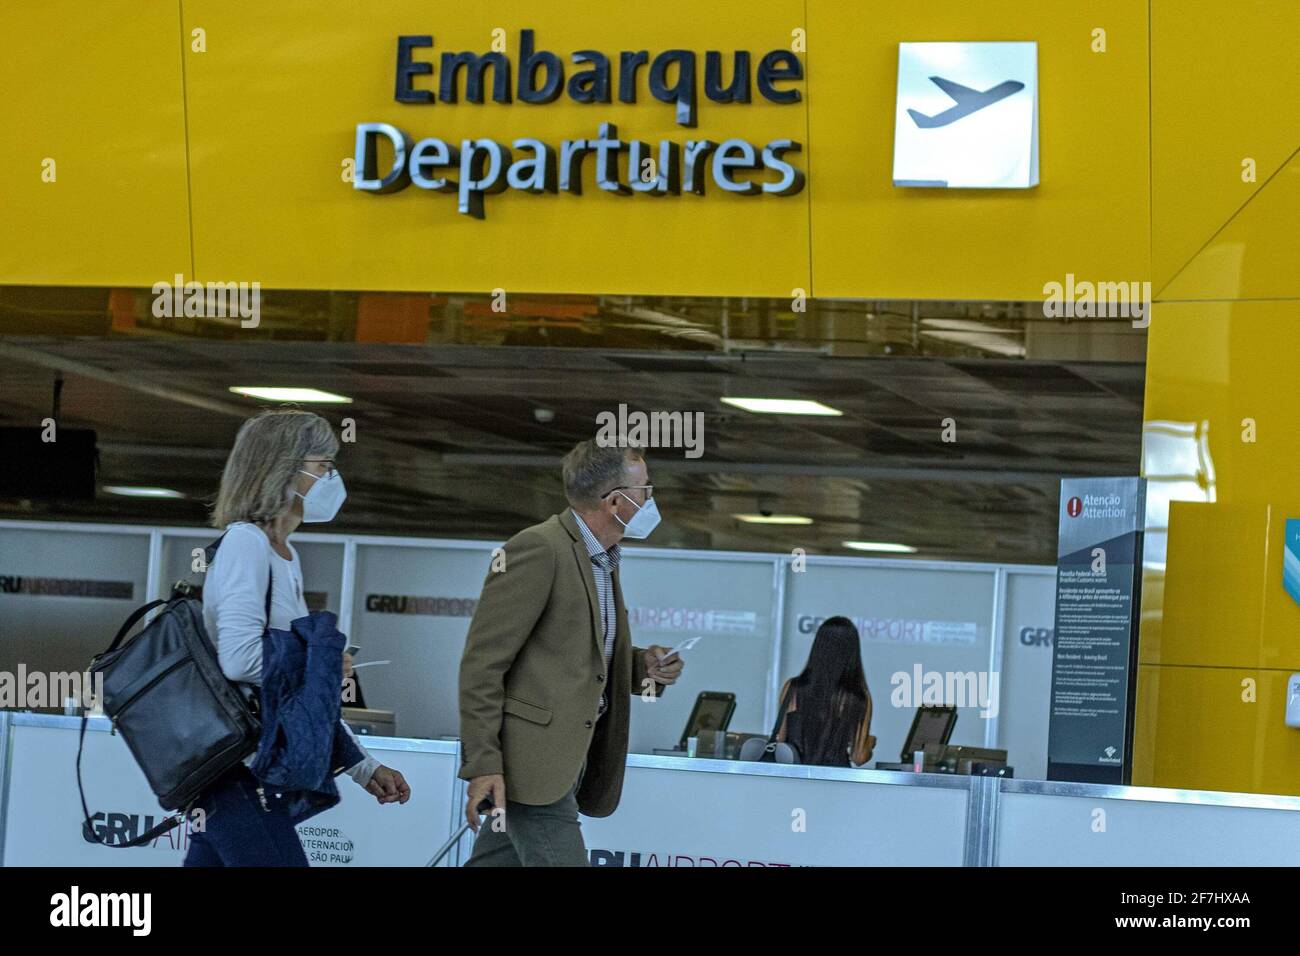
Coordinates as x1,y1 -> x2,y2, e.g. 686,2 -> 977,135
680,693 -> 735,747
902,706 -> 957,760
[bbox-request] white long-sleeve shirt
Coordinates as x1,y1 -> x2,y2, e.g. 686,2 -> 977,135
202,521 -> 380,787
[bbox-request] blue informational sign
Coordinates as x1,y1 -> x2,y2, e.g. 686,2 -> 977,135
1283,519 -> 1300,606
1047,476 -> 1146,784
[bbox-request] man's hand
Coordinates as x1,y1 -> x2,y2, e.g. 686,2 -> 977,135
645,645 -> 684,685
364,765 -> 411,805
342,652 -> 355,679
466,773 -> 506,832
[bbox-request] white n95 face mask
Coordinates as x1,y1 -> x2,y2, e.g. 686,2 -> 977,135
615,492 -> 661,540
296,470 -> 347,523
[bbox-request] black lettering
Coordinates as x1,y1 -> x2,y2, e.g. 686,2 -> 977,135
618,50 -> 649,103
440,51 -> 512,104
517,29 -> 562,103
82,811 -> 106,844
757,50 -> 802,104
568,51 -> 611,103
395,35 -> 435,104
649,50 -> 697,126
704,50 -> 750,103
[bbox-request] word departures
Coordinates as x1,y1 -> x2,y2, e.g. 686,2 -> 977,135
353,30 -> 805,218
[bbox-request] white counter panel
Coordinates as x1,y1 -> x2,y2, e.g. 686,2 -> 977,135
1,716 -> 460,867
996,788 -> 1300,866
578,758 -> 970,867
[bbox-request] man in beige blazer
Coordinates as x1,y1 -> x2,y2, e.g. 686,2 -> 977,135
458,439 -> 684,866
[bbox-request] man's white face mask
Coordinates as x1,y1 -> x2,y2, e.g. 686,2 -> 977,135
614,490 -> 661,540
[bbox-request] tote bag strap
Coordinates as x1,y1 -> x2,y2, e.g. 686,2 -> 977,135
767,680 -> 797,742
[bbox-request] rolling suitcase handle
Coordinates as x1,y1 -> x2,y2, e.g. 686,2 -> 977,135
426,798 -> 494,867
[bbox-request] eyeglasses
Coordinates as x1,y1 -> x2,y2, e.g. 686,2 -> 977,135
603,484 -> 653,502
299,458 -> 338,478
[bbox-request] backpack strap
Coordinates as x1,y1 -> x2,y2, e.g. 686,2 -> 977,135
103,600 -> 167,654
207,530 -> 272,627
109,534 -> 216,650
77,709 -> 185,848
263,563 -> 273,629
203,532 -> 227,569
208,529 -> 273,717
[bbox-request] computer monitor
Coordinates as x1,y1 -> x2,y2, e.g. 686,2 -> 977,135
900,705 -> 957,761
342,707 -> 396,737
677,691 -> 736,749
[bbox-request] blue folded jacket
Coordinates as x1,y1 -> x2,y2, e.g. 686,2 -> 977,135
251,610 -> 364,823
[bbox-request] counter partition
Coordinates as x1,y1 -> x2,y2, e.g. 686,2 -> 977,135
3,713 -> 1298,867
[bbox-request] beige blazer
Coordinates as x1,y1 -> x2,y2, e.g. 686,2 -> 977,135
457,509 -> 663,817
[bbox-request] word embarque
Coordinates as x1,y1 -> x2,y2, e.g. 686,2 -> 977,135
352,30 -> 806,218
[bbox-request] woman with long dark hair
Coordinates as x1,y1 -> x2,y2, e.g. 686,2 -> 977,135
775,616 -> 874,766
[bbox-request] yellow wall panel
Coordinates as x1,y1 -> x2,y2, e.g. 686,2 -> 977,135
1161,155 -> 1300,301
1150,0 -> 1300,294
0,0 -> 190,284
1143,302 -> 1300,518
0,0 -> 1156,298
181,0 -> 811,295
1137,298 -> 1300,790
1154,500 -> 1269,668
0,0 -> 1297,796
807,0 -> 1149,301
1133,664 -> 1300,796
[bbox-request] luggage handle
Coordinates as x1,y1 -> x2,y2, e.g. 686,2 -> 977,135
426,798 -> 494,867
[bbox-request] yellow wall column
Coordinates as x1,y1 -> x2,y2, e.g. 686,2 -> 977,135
1134,0 -> 1300,795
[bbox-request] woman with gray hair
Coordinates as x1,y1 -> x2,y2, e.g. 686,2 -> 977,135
184,408 -> 410,866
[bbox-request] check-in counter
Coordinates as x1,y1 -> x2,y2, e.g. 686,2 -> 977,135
5,712 -> 1300,867
994,779 -> 1300,866
449,756 -> 973,867
0,519 -> 1062,780
0,712 -> 461,867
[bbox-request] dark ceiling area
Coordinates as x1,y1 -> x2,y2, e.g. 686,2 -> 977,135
0,285 -> 1141,361
0,294 -> 1147,564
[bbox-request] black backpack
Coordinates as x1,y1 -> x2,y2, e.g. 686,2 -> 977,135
77,534 -> 266,847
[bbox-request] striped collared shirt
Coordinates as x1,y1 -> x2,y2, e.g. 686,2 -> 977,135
572,509 -> 621,719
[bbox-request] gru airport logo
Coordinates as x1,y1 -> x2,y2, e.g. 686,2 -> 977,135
82,810 -> 186,851
353,29 -> 806,218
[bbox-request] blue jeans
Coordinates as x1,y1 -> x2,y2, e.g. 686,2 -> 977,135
183,764 -> 308,867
